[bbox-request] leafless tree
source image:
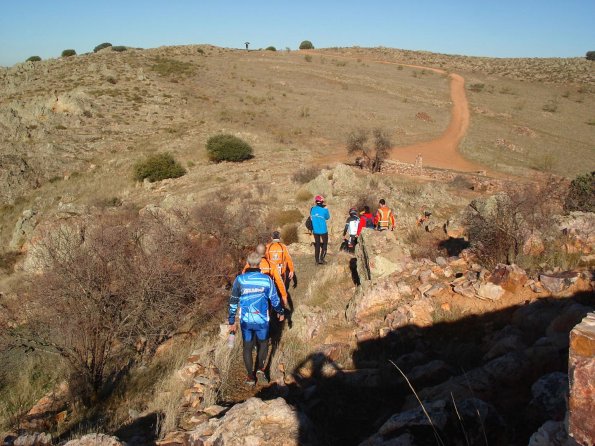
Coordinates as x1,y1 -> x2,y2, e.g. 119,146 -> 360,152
3,209 -> 236,398
465,176 -> 567,268
347,128 -> 393,173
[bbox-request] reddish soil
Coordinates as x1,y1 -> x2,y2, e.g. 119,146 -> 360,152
308,51 -> 485,173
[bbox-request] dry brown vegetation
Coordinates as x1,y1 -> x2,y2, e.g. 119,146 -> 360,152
1,208 -> 238,400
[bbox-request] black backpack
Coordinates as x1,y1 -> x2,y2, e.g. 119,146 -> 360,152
305,216 -> 313,231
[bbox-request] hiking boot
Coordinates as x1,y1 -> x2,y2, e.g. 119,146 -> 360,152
245,375 -> 256,386
256,369 -> 269,384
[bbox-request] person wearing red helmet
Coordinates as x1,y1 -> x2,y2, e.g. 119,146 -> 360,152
309,195 -> 330,264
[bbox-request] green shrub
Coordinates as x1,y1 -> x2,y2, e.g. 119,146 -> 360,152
112,46 -> 127,52
265,46 -> 276,51
26,56 -> 41,62
61,49 -> 76,57
133,152 -> 186,182
299,40 -> 314,50
586,51 -> 595,61
206,134 -> 253,162
93,42 -> 112,52
304,55 -> 312,62
564,171 -> 595,213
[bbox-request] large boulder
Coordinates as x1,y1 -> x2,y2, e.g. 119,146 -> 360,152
539,271 -> 579,294
355,230 -> 409,282
63,434 -> 125,446
187,397 -> 314,446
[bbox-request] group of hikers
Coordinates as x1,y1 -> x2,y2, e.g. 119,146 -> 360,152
227,195 -> 397,386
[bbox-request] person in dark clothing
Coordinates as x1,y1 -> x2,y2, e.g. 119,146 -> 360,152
342,207 -> 360,253
310,195 -> 330,264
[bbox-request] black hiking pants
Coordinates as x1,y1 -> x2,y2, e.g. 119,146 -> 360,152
242,334 -> 269,375
314,233 -> 328,263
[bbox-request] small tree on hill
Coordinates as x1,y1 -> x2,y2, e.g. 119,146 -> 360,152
61,49 -> 76,57
299,40 -> 314,50
26,56 -> 41,62
93,42 -> 112,53
347,128 -> 392,173
586,51 -> 595,61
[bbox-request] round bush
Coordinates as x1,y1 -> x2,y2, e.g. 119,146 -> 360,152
112,46 -> 127,52
299,40 -> 314,50
61,49 -> 76,57
586,51 -> 595,61
266,46 -> 277,51
133,153 -> 186,182
206,134 -> 253,162
564,171 -> 595,212
93,42 -> 112,53
26,56 -> 41,62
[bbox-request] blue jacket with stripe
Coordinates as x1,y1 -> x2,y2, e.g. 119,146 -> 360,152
228,269 -> 284,326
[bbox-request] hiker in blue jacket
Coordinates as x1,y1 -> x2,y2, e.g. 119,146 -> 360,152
310,195 -> 331,265
228,252 -> 285,386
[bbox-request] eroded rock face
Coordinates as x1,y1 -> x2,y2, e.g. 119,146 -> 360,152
0,155 -> 38,206
568,312 -> 595,446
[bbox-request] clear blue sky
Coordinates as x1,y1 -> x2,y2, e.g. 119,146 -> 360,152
1,0 -> 594,66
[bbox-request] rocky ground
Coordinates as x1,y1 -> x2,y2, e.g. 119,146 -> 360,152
1,45 -> 594,446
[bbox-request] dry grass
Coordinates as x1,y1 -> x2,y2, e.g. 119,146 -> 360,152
0,353 -> 66,434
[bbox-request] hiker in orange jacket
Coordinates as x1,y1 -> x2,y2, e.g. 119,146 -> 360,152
242,243 -> 288,307
265,231 -> 295,289
374,199 -> 396,231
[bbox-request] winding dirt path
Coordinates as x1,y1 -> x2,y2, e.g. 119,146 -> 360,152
308,51 -> 484,173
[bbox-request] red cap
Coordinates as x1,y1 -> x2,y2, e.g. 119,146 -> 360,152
315,195 -> 325,203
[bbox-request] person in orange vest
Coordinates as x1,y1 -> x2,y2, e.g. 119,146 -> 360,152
265,231 -> 295,289
242,244 -> 288,308
374,199 -> 396,231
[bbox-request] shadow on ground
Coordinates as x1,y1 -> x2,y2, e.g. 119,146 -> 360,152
257,290 -> 593,446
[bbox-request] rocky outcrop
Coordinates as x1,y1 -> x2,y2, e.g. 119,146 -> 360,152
355,230 -> 409,283
3,433 -> 52,446
63,434 -> 125,446
9,209 -> 38,251
0,155 -> 38,205
360,398 -> 505,446
160,397 -> 314,446
568,312 -> 595,446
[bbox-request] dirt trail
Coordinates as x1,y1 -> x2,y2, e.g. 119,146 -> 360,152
307,51 -> 484,173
